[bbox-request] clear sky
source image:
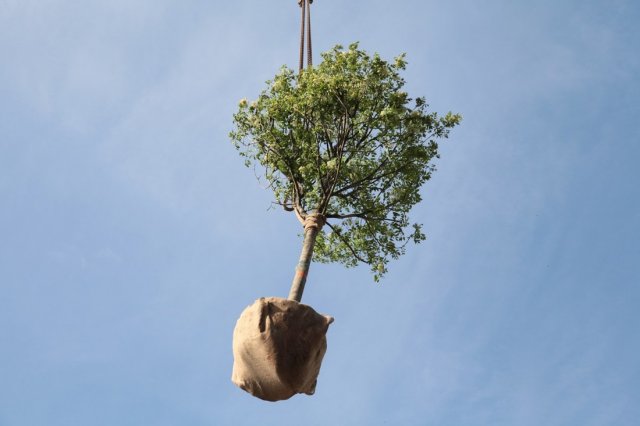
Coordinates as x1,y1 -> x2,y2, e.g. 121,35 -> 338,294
1,1 -> 638,425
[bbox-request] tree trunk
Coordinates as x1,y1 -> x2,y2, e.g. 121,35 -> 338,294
288,215 -> 324,302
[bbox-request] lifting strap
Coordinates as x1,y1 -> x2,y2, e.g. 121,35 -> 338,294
298,0 -> 313,72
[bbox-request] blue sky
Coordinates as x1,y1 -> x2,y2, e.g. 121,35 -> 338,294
1,0 -> 639,425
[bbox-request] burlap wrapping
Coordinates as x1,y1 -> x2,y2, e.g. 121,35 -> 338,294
231,297 -> 333,401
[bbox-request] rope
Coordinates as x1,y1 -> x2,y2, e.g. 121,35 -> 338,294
306,0 -> 312,68
298,0 -> 306,72
298,0 -> 314,72
303,213 -> 325,231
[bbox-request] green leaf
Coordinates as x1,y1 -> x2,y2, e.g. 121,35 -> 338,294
229,44 -> 461,282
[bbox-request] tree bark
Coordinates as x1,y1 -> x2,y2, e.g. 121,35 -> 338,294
288,214 -> 324,302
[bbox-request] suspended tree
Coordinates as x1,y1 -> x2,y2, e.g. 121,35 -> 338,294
230,1 -> 462,402
230,43 -> 461,302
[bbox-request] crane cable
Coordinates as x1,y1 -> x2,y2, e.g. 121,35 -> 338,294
298,0 -> 313,72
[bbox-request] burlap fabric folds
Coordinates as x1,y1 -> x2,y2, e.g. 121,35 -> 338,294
231,297 -> 333,401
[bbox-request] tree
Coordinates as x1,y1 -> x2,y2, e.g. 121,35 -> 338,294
230,43 -> 461,302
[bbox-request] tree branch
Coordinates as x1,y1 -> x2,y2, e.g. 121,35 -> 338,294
326,222 -> 369,264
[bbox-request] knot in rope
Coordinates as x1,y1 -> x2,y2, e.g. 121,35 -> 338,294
303,214 -> 325,232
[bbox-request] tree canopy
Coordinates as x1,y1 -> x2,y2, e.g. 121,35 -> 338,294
231,43 -> 461,281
